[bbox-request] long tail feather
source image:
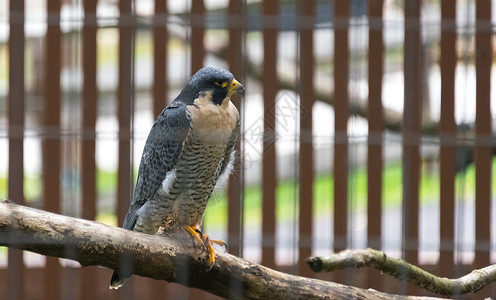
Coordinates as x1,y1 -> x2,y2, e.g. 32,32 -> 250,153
109,270 -> 130,290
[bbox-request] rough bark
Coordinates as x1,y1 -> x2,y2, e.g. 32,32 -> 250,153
307,248 -> 496,297
0,199 -> 444,300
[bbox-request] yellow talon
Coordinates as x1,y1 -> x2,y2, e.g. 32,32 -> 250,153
183,226 -> 226,270
183,225 -> 204,246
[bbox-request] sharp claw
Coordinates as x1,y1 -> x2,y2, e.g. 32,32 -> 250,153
200,236 -> 209,254
206,261 -> 215,272
184,226 -> 225,271
209,239 -> 227,251
221,241 -> 228,253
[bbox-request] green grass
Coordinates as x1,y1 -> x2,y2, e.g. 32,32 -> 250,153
97,169 -> 118,194
0,173 -> 42,202
1,159 -> 494,229
0,175 -> 6,199
96,212 -> 118,227
203,158 -> 496,229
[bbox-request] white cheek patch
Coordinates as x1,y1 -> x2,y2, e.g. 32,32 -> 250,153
217,151 -> 236,187
162,169 -> 177,194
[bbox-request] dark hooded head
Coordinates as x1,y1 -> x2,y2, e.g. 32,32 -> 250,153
176,67 -> 244,105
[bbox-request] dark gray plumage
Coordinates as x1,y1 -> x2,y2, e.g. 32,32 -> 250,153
110,67 -> 243,289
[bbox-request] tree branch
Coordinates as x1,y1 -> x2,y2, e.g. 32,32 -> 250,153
306,248 -> 496,297
0,199 -> 445,300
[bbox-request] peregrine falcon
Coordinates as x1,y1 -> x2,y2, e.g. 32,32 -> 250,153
110,67 -> 243,289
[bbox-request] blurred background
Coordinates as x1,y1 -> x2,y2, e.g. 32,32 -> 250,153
0,0 -> 495,299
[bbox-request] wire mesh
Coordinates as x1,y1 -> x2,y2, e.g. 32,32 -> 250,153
0,0 -> 494,298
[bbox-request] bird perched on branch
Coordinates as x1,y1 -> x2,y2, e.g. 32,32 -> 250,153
110,67 -> 243,289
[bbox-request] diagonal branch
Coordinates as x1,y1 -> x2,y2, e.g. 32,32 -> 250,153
306,248 -> 496,297
0,199 -> 444,300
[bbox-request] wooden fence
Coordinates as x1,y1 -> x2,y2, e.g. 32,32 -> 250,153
0,0 -> 495,299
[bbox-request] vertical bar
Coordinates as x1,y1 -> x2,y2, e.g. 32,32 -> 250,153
117,0 -> 134,298
402,0 -> 421,278
261,0 -> 278,269
190,0 -> 205,74
298,0 -> 314,277
117,0 -> 133,238
81,0 -> 98,298
367,0 -> 384,289
474,0 -> 492,276
43,1 -> 62,299
153,0 -> 168,116
334,0 -> 349,253
150,0 -> 168,297
7,1 -> 25,299
438,0 -> 456,278
226,1 -> 245,298
227,0 -> 244,258
82,0 -> 97,226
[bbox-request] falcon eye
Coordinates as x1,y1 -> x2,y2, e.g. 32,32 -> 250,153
214,81 -> 228,88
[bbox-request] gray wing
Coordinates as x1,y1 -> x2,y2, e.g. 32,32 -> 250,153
122,102 -> 191,230
218,114 -> 240,178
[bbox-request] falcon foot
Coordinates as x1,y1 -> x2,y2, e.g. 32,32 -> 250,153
183,226 -> 227,271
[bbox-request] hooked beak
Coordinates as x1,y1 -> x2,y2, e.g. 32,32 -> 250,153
229,79 -> 245,96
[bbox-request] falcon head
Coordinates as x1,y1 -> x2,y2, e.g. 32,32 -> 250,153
178,67 -> 245,106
